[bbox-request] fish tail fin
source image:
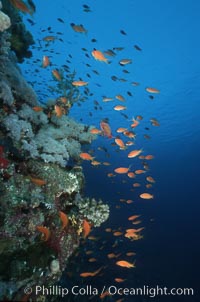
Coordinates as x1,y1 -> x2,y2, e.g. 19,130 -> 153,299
94,266 -> 103,276
128,116 -> 135,122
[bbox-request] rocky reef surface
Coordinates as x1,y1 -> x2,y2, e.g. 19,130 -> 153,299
0,2 -> 109,301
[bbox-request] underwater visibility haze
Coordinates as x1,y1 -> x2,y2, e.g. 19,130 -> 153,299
0,0 -> 200,301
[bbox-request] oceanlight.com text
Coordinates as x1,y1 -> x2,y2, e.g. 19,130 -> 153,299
25,284 -> 195,298
107,285 -> 194,298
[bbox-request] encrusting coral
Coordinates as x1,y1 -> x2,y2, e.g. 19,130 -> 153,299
74,193 -> 110,227
0,1 -> 11,32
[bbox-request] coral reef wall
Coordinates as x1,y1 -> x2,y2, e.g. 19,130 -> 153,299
1,0 -> 34,62
0,3 -> 109,301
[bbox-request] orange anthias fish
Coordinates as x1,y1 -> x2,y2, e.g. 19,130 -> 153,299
42,55 -> 50,68
123,131 -> 136,139
59,211 -> 69,230
88,258 -> 97,262
72,81 -> 88,86
126,252 -> 136,256
70,23 -> 87,33
135,169 -> 146,174
30,176 -> 46,186
103,162 -> 111,166
82,219 -> 91,238
113,105 -> 127,111
114,167 -> 130,174
126,141 -> 134,146
43,35 -> 57,42
79,152 -> 94,161
100,120 -> 113,138
115,94 -> 126,101
136,115 -> 143,120
125,232 -> 143,240
9,0 -> 33,15
99,290 -> 111,299
133,182 -> 141,187
119,59 -> 132,66
145,155 -> 154,160
36,226 -> 50,241
125,227 -> 144,240
126,227 -> 144,234
115,278 -> 126,283
128,215 -> 140,221
85,250 -> 93,255
52,69 -> 62,81
103,97 -> 113,102
145,87 -> 160,94
54,105 -> 64,118
107,253 -> 121,259
150,118 -> 160,126
32,106 -> 43,112
127,172 -> 135,178
90,128 -> 102,134
88,235 -> 98,241
91,160 -> 101,166
92,49 -> 108,63
126,199 -> 134,204
115,138 -> 126,150
80,266 -> 103,277
132,220 -> 142,225
116,260 -> 135,268
125,228 -> 144,239
140,193 -> 154,199
131,119 -> 139,128
113,231 -> 123,236
116,127 -> 127,133
146,184 -> 152,189
146,176 -> 156,183
128,149 -> 143,158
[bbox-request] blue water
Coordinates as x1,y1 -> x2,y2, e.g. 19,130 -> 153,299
20,0 -> 200,301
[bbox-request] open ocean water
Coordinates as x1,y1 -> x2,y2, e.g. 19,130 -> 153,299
18,0 -> 200,301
